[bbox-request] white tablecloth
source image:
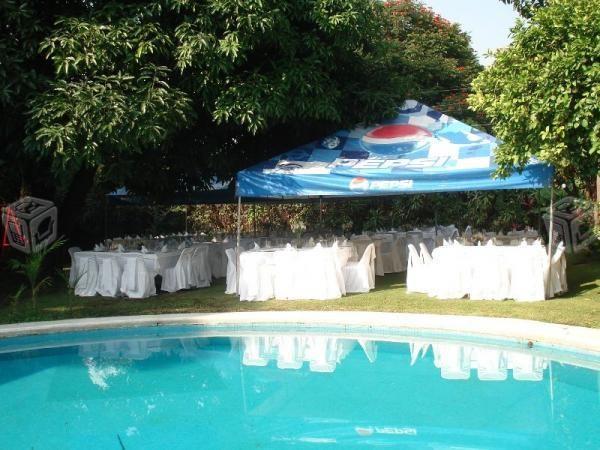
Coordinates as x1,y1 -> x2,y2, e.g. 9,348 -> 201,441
431,245 -> 548,301
74,250 -> 181,278
238,245 -> 357,301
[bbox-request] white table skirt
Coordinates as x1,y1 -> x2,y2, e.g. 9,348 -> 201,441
238,246 -> 357,301
74,250 -> 181,278
431,245 -> 549,301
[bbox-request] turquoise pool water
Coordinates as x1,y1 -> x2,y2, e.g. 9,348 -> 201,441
0,325 -> 598,449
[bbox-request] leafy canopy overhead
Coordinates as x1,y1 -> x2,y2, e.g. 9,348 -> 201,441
27,0 -> 406,182
470,0 -> 600,190
500,0 -> 546,18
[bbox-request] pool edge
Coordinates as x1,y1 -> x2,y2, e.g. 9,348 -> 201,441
0,312 -> 598,354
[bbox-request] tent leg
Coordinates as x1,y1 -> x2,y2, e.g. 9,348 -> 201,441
253,203 -> 256,237
319,196 -> 323,232
236,196 -> 242,296
546,185 -> 555,298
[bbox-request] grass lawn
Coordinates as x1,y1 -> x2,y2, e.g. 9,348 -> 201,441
1,254 -> 599,328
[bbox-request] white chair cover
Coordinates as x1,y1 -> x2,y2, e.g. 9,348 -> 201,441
120,255 -> 156,298
547,242 -> 567,297
74,255 -> 99,297
96,256 -> 121,297
406,244 -> 428,294
191,245 -> 211,288
342,243 -> 376,293
224,248 -> 237,294
161,247 -> 195,293
68,246 -> 81,287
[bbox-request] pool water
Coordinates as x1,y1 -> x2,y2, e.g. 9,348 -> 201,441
0,326 -> 598,449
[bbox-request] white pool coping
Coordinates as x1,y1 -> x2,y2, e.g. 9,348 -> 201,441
0,312 -> 599,355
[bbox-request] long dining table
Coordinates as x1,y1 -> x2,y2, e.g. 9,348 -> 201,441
238,245 -> 358,301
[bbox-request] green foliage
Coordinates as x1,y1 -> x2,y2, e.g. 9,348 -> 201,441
26,0 -> 405,175
499,0 -> 546,18
8,237 -> 65,308
382,0 -> 483,122
470,0 -> 600,194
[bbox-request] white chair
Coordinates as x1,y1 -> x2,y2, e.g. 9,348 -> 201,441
161,247 -> 195,293
342,243 -> 376,293
68,246 -> 81,287
74,255 -> 99,297
224,248 -> 237,295
96,256 -> 121,297
378,236 -> 396,273
120,256 -> 156,298
406,244 -> 428,294
547,242 -> 567,297
191,245 -> 211,288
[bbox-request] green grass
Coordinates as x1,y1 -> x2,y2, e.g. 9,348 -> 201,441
1,255 -> 599,328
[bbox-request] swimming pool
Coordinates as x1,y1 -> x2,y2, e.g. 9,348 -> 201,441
0,321 -> 598,449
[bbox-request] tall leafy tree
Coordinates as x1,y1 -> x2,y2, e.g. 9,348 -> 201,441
500,0 -> 546,18
470,0 -> 600,197
382,0 -> 483,125
25,0 -> 406,201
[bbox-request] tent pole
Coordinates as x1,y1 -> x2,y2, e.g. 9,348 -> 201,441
236,196 -> 242,295
185,206 -> 188,234
319,196 -> 323,232
546,185 -> 555,297
252,203 -> 256,237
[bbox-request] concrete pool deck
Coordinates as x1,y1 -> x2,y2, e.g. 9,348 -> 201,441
0,312 -> 599,355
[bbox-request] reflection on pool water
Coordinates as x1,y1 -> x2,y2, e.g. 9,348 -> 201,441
0,327 -> 598,449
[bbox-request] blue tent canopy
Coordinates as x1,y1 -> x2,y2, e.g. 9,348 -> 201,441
236,100 -> 553,198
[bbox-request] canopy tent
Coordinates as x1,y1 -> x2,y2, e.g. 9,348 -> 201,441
233,101 -> 557,296
236,100 -> 553,198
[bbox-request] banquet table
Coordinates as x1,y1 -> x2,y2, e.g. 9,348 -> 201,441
238,245 -> 358,301
430,244 -> 549,301
74,250 -> 181,278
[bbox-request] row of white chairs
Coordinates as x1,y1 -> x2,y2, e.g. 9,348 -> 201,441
69,245 -> 212,298
406,240 -> 568,301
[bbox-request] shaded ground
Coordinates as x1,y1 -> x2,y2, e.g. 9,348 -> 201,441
0,254 -> 599,328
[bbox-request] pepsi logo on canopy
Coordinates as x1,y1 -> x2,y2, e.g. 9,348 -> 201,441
361,124 -> 433,156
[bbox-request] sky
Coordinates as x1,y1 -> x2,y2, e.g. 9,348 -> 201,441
420,0 -> 520,65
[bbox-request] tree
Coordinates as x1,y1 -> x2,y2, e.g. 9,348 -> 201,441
382,0 -> 483,125
500,0 -> 546,18
470,0 -> 600,197
24,0 -> 407,200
